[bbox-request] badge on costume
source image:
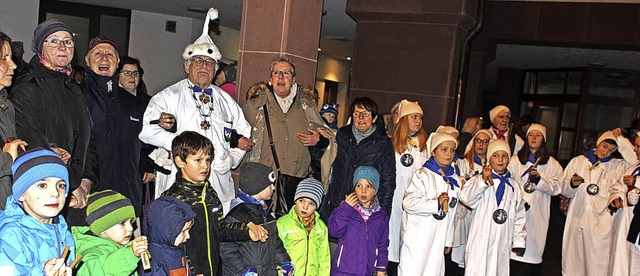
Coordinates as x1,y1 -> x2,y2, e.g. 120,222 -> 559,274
449,197 -> 458,208
587,184 -> 599,195
400,153 -> 414,167
493,209 -> 508,224
224,127 -> 232,142
523,181 -> 535,193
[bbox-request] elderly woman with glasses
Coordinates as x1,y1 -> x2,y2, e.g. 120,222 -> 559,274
10,20 -> 98,225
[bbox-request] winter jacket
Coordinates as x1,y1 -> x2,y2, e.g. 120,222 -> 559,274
220,200 -> 290,276
328,201 -> 389,275
0,196 -> 76,275
320,120 -> 396,220
144,196 -> 196,276
0,88 -> 16,210
72,226 -> 139,276
277,208 -> 331,276
85,71 -> 152,216
163,178 -> 251,276
10,56 -> 98,192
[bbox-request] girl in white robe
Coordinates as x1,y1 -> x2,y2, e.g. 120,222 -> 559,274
451,129 -> 492,271
459,139 -> 526,276
507,124 -> 563,275
561,130 -> 629,276
388,100 -> 428,268
399,133 -> 460,276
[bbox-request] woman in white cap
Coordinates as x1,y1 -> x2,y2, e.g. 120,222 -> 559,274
561,130 -> 630,276
507,124 -> 563,275
487,105 -> 524,155
399,132 -> 460,275
387,99 -> 427,272
448,129 -> 492,272
459,139 -> 526,276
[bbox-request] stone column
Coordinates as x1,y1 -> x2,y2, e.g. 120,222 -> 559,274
236,0 -> 323,105
346,0 -> 479,132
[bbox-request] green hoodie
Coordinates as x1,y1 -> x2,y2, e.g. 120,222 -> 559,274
71,226 -> 140,276
276,208 -> 330,276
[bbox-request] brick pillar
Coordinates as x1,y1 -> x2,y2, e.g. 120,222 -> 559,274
236,0 -> 323,105
346,0 -> 479,132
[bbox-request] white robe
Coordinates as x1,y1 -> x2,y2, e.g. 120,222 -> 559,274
561,155 -> 628,276
459,172 -> 526,276
507,155 -> 563,264
399,167 -> 461,276
609,161 -> 640,276
388,143 -> 427,262
139,79 -> 251,213
450,158 -> 482,267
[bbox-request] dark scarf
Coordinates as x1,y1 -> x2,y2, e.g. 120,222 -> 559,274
423,157 -> 459,190
86,69 -> 118,98
493,171 -> 513,205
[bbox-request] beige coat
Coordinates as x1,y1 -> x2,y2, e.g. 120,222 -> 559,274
243,82 -> 336,188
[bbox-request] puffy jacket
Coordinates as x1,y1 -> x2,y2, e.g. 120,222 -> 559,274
277,208 -> 330,276
220,201 -> 290,276
0,196 -> 76,275
72,226 -> 139,276
328,201 -> 389,275
320,120 -> 396,220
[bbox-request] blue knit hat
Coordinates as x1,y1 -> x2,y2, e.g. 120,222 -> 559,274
353,166 -> 380,192
295,178 -> 324,206
320,101 -> 339,116
12,147 -> 70,200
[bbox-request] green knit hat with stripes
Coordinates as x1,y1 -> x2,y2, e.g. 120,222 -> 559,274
85,190 -> 136,234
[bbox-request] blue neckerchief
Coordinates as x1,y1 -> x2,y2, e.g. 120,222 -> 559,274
473,153 -> 485,168
633,165 -> 640,177
521,153 -> 539,178
423,157 -> 460,189
583,148 -> 612,166
237,189 -> 268,216
493,171 -> 514,205
452,155 -> 460,176
193,85 -> 213,96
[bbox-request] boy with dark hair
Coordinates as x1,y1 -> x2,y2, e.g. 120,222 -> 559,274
163,131 -> 267,276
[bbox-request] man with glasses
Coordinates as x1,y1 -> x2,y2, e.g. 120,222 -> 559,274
10,20 -> 98,225
244,56 -> 334,217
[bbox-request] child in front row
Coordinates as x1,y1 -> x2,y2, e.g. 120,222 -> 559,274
328,166 -> 389,276
459,139 -> 526,276
277,177 -> 331,276
144,196 -> 196,276
220,162 -> 292,276
72,190 -> 148,275
162,131 -> 266,275
0,148 -> 75,275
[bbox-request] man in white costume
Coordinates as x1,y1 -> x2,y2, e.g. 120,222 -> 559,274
561,130 -> 628,276
459,139 -> 526,276
488,105 -> 523,155
139,9 -> 252,213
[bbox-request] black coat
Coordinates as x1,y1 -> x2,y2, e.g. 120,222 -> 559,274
11,56 -> 98,191
319,119 -> 396,221
220,202 -> 290,276
84,71 -> 151,216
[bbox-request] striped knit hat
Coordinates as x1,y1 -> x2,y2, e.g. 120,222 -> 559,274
295,178 -> 324,206
12,147 -> 69,201
86,190 -> 136,234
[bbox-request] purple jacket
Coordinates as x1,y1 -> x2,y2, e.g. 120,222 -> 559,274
328,201 -> 389,275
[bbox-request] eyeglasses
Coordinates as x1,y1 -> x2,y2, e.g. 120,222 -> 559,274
120,70 -> 140,77
189,57 -> 216,68
44,38 -> 75,48
496,115 -> 511,120
353,111 -> 372,118
474,138 -> 490,145
271,70 -> 293,77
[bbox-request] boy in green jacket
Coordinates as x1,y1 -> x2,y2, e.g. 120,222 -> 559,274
276,178 -> 331,275
72,190 -> 148,275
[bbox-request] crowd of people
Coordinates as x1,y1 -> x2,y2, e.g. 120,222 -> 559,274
0,7 -> 639,276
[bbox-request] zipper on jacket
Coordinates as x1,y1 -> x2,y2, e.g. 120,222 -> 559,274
337,244 -> 344,268
305,232 -> 310,276
201,184 -> 214,275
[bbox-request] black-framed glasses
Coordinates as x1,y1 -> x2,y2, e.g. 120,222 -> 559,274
271,70 -> 293,77
44,38 -> 75,48
120,70 -> 140,77
189,57 -> 216,67
474,138 -> 490,145
353,111 -> 372,118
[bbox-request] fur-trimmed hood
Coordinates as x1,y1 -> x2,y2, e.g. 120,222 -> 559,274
246,81 -> 315,102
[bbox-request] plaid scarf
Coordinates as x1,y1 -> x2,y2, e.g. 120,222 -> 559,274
38,54 -> 72,76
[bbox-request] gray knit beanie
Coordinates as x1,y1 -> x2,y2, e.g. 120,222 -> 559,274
239,162 -> 276,195
32,19 -> 72,54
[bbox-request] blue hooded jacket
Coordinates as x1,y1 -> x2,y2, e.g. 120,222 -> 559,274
143,196 -> 196,276
0,196 -> 75,275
